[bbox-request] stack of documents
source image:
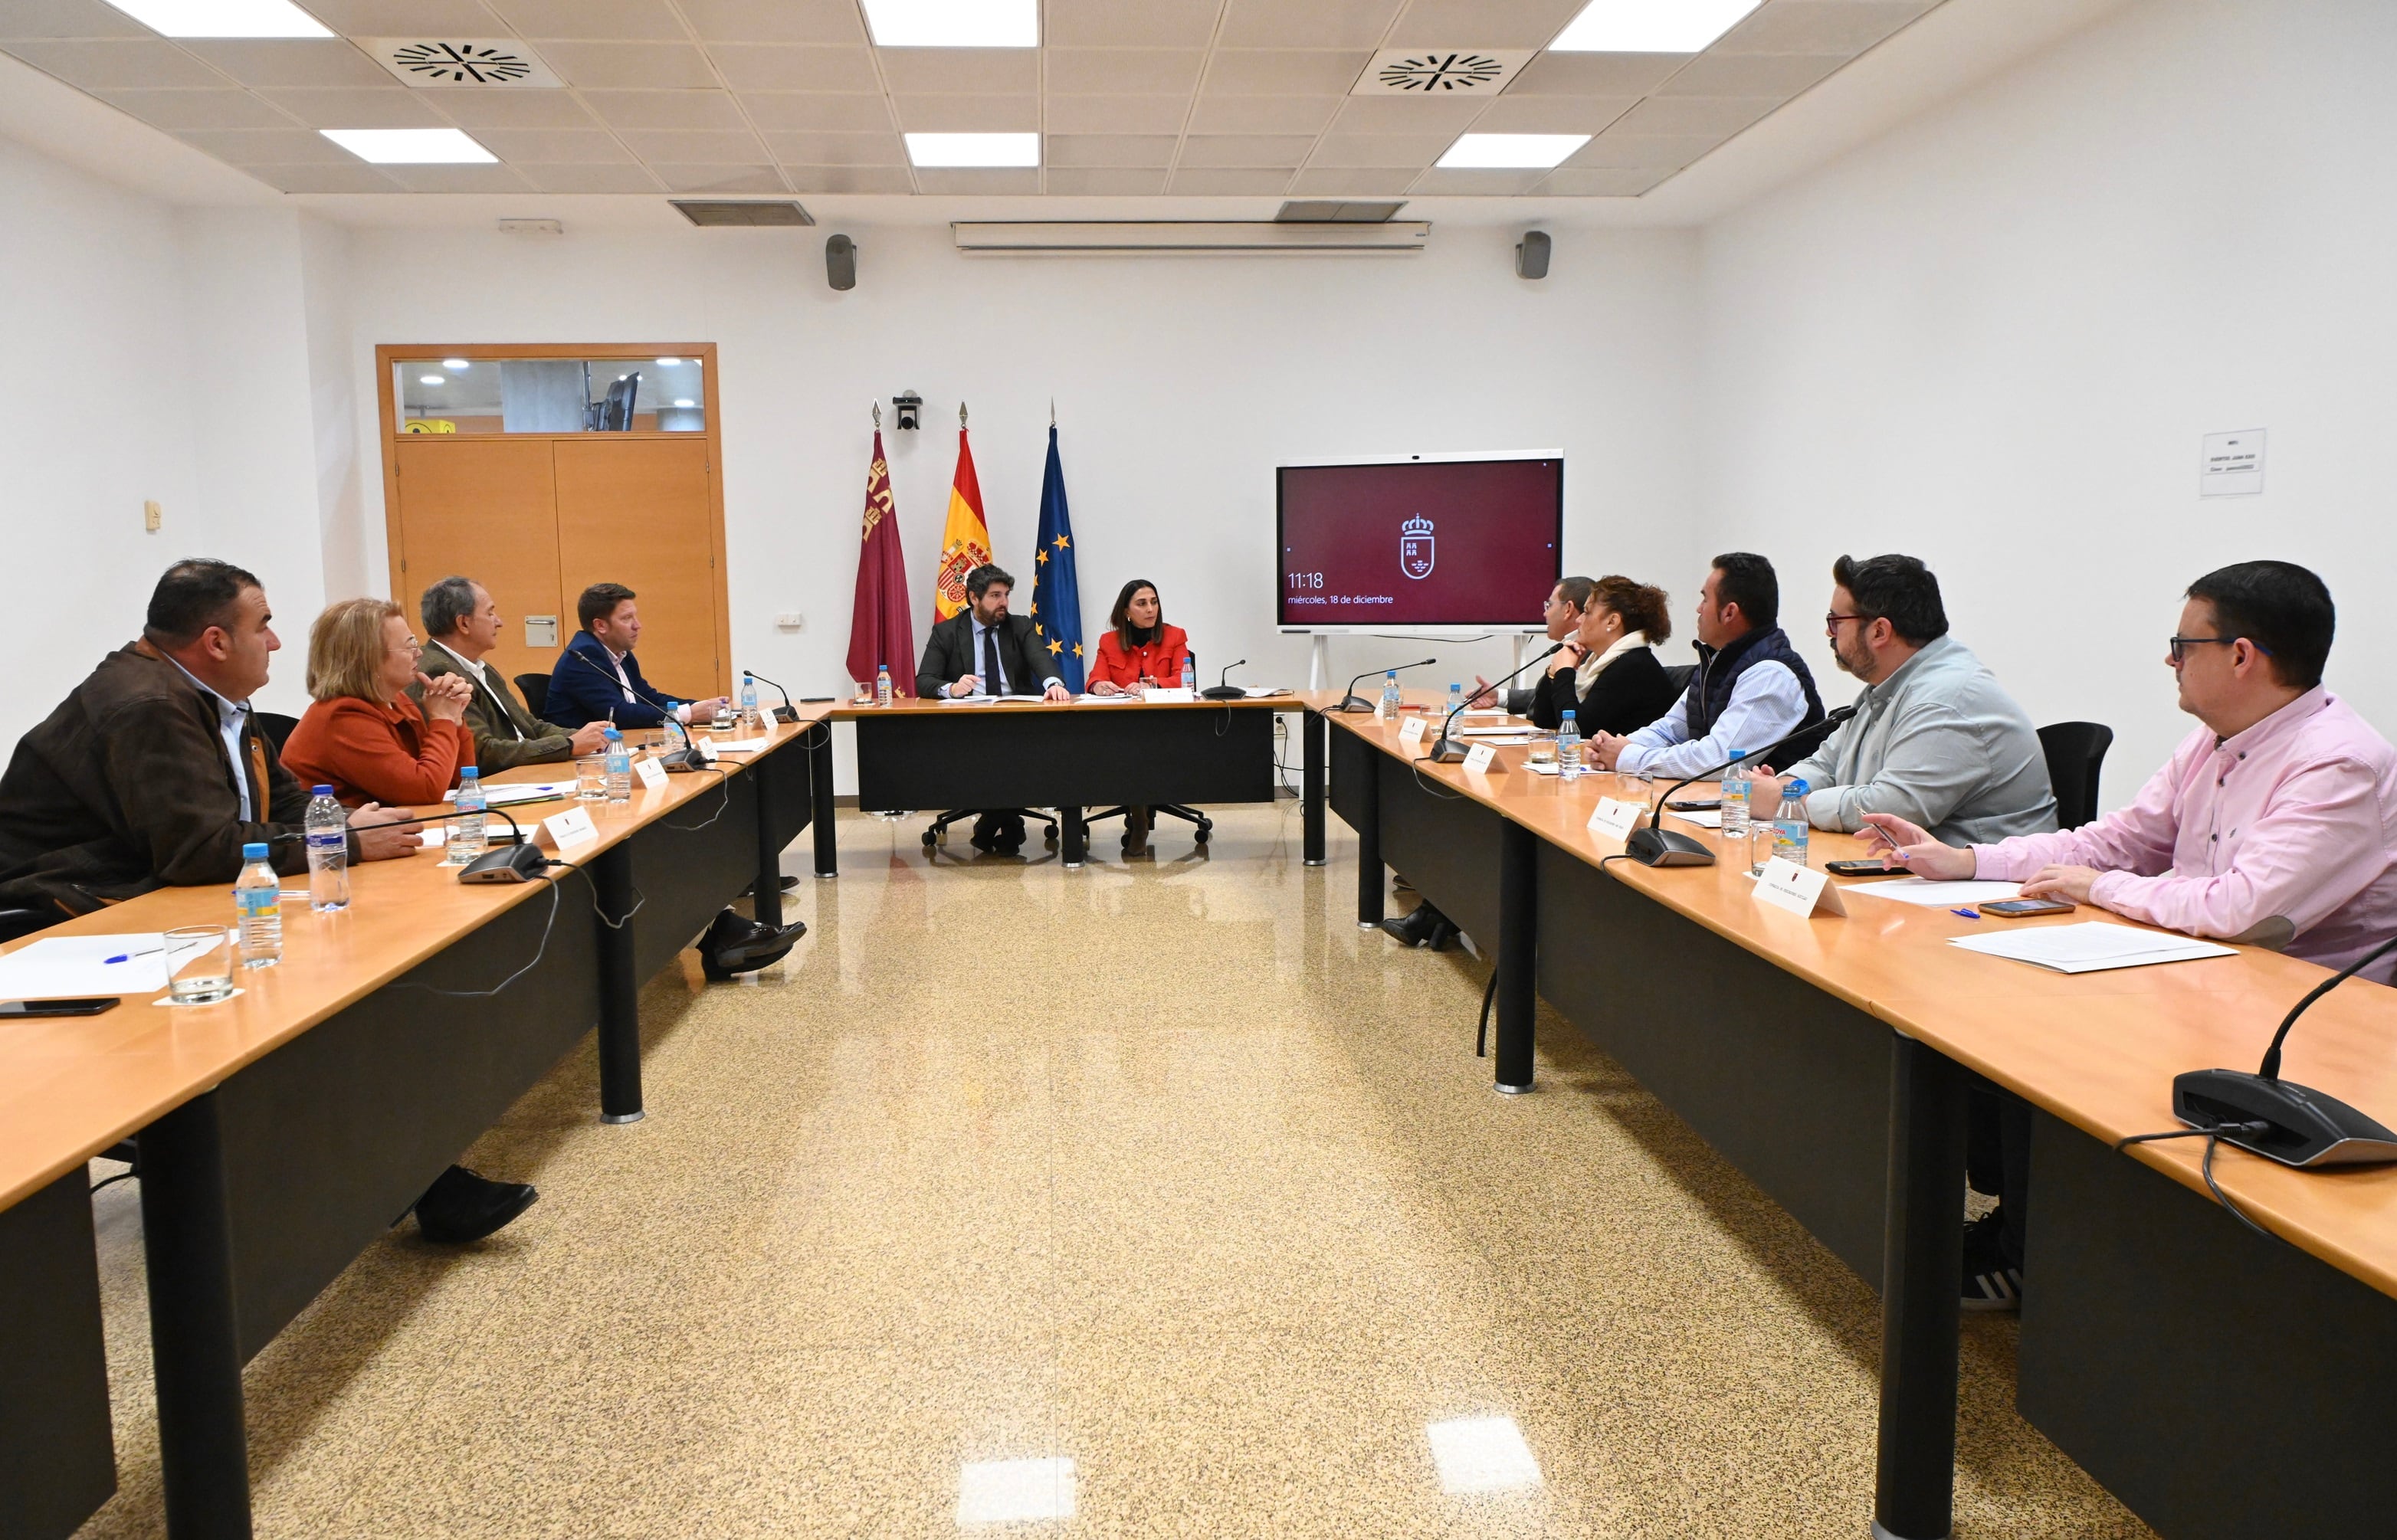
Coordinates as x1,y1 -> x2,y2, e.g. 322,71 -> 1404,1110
1947,920 -> 2236,974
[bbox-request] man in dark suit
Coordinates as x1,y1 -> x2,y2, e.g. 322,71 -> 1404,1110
543,582 -> 730,731
415,575 -> 607,772
915,564 -> 1071,853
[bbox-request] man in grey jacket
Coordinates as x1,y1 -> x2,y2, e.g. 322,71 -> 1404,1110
1756,554 -> 2057,845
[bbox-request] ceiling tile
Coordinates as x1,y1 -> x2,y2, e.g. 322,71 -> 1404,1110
876,48 -> 1035,95
1287,167 -> 1414,195
484,0 -> 685,39
1655,50 -> 1848,96
1506,51 -> 1687,96
470,126 -> 634,161
1468,93 -> 1635,133
1218,0 -> 1405,50
93,88 -> 294,130
1202,49 -> 1369,95
0,1 -> 149,40
680,0 -> 866,44
5,39 -> 231,89
913,167 -> 1040,194
1178,133 -> 1315,169
1044,48 -> 1204,95
762,130 -> 906,165
179,40 -> 394,89
654,162 -> 788,192
1183,93 -> 1341,134
1165,167 -> 1294,195
1041,94 -> 1187,133
782,164 -> 913,192
1043,166 -> 1168,195
891,93 -> 1038,132
1608,94 -> 1779,136
182,127 -> 357,164
374,162 -> 536,192
290,1 -> 503,32
535,39 -> 718,88
1538,165 -> 1664,196
521,162 -> 662,192
1565,129 -> 1721,170
1043,133 -> 1176,168
707,43 -> 875,90
1325,93 -> 1484,133
1715,0 -> 1934,54
1384,0 -> 1587,49
256,86 -> 446,126
738,92 -> 893,131
423,88 -> 598,126
1307,130 -> 1451,167
581,88 -> 746,129
1409,165 -> 1543,195
620,127 -> 768,162
244,162 -> 408,192
1044,0 -> 1220,49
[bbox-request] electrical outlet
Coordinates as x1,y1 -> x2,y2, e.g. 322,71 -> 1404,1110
776,612 -> 806,631
144,500 -> 162,532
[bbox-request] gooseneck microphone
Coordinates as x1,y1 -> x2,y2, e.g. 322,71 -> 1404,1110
1201,660 -> 1248,701
1335,657 -> 1437,713
742,668 -> 802,723
2171,932 -> 2397,1167
1427,644 -> 1561,762
1624,704 -> 1857,867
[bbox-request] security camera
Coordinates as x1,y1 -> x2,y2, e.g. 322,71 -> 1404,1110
892,392 -> 923,431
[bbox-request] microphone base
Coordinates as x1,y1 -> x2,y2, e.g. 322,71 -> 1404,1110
1426,737 -> 1470,764
1625,827 -> 1716,867
1333,696 -> 1376,713
458,844 -> 551,884
1198,686 -> 1246,700
2172,1069 -> 2397,1168
769,706 -> 798,724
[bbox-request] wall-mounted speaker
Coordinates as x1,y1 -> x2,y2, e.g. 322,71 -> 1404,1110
1516,230 -> 1550,280
825,234 -> 856,291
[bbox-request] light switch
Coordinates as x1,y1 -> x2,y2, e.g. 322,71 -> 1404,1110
144,500 -> 162,532
526,615 -> 559,648
776,612 -> 806,631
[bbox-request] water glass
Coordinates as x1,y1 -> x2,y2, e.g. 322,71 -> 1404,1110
165,926 -> 236,1005
1748,822 -> 1779,877
1526,735 -> 1557,768
575,755 -> 607,801
1618,767 -> 1654,808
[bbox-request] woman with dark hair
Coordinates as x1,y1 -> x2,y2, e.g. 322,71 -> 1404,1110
1529,574 -> 1681,735
1086,579 -> 1190,696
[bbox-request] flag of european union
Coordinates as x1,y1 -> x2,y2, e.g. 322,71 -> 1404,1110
1029,423 -> 1086,692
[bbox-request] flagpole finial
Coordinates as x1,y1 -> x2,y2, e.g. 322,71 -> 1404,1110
1050,397 -> 1055,426
872,401 -> 880,429
959,401 -> 968,428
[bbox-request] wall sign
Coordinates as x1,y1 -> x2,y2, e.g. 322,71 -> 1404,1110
2200,429 -> 2264,496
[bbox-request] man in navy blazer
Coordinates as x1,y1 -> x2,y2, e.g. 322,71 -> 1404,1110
545,582 -> 729,731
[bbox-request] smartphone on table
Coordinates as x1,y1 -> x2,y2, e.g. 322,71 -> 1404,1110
1825,859 -> 1907,879
1664,798 -> 1721,812
0,997 -> 121,1017
1979,898 -> 2077,918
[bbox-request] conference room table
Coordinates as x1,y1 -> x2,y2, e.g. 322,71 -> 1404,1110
1326,700 -> 2397,1540
0,711 -> 826,1540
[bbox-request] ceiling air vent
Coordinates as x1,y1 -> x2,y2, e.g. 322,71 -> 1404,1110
1354,49 -> 1533,96
671,200 -> 816,228
364,39 -> 562,88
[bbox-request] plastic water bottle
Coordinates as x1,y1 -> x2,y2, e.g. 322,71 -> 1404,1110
1558,708 -> 1583,782
875,663 -> 893,708
603,726 -> 631,804
1448,681 -> 1464,719
1773,778 -> 1812,867
303,785 -> 348,912
234,842 -> 281,968
739,673 -> 759,729
1183,654 -> 1195,691
1381,670 -> 1402,716
447,766 -> 487,867
1721,751 -> 1752,840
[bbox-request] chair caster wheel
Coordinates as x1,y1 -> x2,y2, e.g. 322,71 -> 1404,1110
920,831 -> 936,848
1193,828 -> 1210,845
1044,827 -> 1058,846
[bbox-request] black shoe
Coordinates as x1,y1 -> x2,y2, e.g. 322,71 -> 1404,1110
991,814 -> 1028,854
1961,1209 -> 2023,1312
969,816 -> 1000,852
1424,917 -> 1461,952
1393,874 -> 1417,894
738,875 -> 802,898
414,1165 -> 536,1244
1379,903 -> 1442,947
700,909 -> 807,981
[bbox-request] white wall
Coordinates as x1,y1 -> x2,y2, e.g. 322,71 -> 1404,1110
1697,0 -> 2397,800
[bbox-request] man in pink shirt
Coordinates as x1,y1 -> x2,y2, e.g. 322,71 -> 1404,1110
1864,561 -> 2397,1310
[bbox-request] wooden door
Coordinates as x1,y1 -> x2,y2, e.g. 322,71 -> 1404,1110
553,438 -> 725,698
391,437 -> 562,690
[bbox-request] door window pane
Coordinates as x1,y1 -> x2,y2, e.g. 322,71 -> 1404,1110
394,356 -> 705,434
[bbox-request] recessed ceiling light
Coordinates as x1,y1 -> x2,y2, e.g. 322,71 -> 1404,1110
442,358 -> 470,369
1550,0 -> 1762,53
673,398 -> 696,408
905,132 -> 1039,168
1437,133 -> 1590,170
419,375 -> 445,385
862,0 -> 1036,48
100,0 -> 331,38
656,357 -> 681,365
320,128 -> 495,164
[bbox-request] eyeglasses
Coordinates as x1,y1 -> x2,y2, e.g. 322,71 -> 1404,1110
1825,611 -> 1867,633
2167,634 -> 2269,664
391,635 -> 424,657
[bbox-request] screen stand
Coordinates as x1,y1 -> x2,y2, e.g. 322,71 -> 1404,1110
1510,633 -> 1527,680
1309,634 -> 1329,693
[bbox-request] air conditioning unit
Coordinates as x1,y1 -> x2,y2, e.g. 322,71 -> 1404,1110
952,221 -> 1431,255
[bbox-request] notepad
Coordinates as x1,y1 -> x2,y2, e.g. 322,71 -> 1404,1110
443,781 -> 570,808
1840,877 -> 2024,907
1946,920 -> 2236,974
0,932 -> 216,1000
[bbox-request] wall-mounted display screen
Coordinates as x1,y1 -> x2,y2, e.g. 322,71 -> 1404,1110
1277,454 -> 1562,631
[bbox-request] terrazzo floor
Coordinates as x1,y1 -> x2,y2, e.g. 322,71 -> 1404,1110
74,799 -> 2152,1538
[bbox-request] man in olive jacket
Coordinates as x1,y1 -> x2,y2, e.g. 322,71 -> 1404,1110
412,576 -> 606,774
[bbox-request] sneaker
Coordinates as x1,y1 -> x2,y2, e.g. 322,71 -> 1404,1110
1960,1209 -> 2023,1312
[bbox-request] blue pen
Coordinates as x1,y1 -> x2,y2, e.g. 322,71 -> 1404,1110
1949,908 -> 1980,920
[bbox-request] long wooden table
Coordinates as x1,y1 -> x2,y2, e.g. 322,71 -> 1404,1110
0,713 -> 826,1540
1327,702 -> 2397,1540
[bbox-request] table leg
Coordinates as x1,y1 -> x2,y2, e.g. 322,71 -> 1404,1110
809,724 -> 838,879
140,1091 -> 254,1540
751,763 -> 783,930
594,842 -> 643,1125
1873,1033 -> 1965,1540
1062,807 -> 1087,868
1303,711 -> 1326,867
1356,753 -> 1383,929
1494,820 -> 1536,1094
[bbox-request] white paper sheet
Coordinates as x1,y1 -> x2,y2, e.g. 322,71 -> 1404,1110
0,932 -> 218,1000
1946,920 -> 2236,974
1073,693 -> 1141,703
706,736 -> 772,752
1839,877 -> 2024,907
1665,808 -> 1723,830
443,781 -> 571,807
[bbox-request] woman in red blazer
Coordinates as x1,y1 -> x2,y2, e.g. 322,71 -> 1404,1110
1085,579 -> 1192,694
281,598 -> 477,808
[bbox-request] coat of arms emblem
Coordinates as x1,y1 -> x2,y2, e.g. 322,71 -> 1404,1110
1399,514 -> 1435,580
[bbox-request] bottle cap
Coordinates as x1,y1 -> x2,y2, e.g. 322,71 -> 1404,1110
603,725 -> 621,739
460,766 -> 478,778
312,784 -> 333,795
241,842 -> 269,860
1785,778 -> 1809,795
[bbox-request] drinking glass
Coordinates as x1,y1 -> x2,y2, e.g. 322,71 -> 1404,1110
165,926 -> 236,1005
1618,766 -> 1654,808
575,755 -> 607,801
1526,735 -> 1557,768
1749,822 -> 1779,877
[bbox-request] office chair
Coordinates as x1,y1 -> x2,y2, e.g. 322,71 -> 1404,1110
598,371 -> 641,431
254,710 -> 300,759
1083,802 -> 1212,847
0,907 -> 51,944
1661,663 -> 1697,694
921,808 -> 1058,850
515,673 -> 550,719
2038,721 -> 2113,829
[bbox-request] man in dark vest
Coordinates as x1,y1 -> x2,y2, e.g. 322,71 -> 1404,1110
1588,552 -> 1829,778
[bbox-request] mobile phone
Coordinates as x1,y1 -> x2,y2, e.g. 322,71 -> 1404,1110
1825,859 -> 1906,878
1979,898 -> 2077,918
1664,798 -> 1722,812
0,997 -> 121,1017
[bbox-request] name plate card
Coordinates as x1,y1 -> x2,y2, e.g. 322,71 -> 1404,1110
1462,742 -> 1498,775
1587,798 -> 1642,840
1752,856 -> 1847,919
543,806 -> 599,849
694,736 -> 720,764
1397,716 -> 1429,744
632,754 -> 669,790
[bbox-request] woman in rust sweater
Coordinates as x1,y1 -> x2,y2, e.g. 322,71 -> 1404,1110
281,597 -> 477,807
1085,578 -> 1191,695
